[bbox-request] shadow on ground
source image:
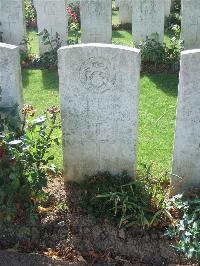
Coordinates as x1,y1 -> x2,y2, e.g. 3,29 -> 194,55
147,73 -> 178,97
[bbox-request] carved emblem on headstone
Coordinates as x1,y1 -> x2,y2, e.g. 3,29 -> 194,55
79,57 -> 112,93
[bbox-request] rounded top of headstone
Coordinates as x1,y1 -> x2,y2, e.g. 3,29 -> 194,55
0,43 -> 18,50
181,49 -> 200,56
58,43 -> 140,55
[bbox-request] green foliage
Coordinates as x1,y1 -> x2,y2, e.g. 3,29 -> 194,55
67,3 -> 80,26
0,105 -> 60,224
138,33 -> 183,72
20,35 -> 35,67
80,166 -> 172,229
20,30 -> 62,69
166,193 -> 200,260
68,23 -> 81,45
166,0 -> 181,33
67,3 -> 81,45
38,29 -> 62,68
24,0 -> 37,29
138,34 -> 168,67
171,0 -> 181,13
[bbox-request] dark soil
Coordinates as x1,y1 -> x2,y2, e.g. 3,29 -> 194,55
0,175 -> 198,265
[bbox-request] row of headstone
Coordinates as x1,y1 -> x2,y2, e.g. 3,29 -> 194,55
34,0 -> 68,54
181,0 -> 200,50
132,0 -> 165,45
117,0 -> 171,25
1,40 -> 200,192
164,0 -> 171,18
80,0 -> 112,44
0,43 -> 23,116
0,0 -> 26,50
1,0 -> 200,51
58,44 -> 200,193
118,0 -> 132,24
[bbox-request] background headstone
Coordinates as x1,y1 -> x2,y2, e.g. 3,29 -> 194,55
119,0 -> 132,24
132,0 -> 165,45
164,0 -> 171,18
58,44 -> 140,182
0,43 -> 23,115
181,0 -> 200,49
172,49 -> 200,193
34,0 -> 68,54
115,0 -> 120,8
80,0 -> 112,44
0,0 -> 26,49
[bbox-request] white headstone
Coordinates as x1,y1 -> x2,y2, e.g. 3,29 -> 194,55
172,49 -> 200,193
34,0 -> 68,54
119,0 -> 132,24
115,0 -> 120,8
164,0 -> 171,18
80,0 -> 112,44
58,44 -> 140,182
132,0 -> 165,45
181,0 -> 200,50
0,0 -> 26,49
0,43 -> 23,114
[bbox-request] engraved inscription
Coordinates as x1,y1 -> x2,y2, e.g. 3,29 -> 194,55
87,0 -> 102,16
94,123 -> 109,169
79,57 -> 113,93
1,1 -> 20,19
140,0 -> 156,16
190,16 -> 200,42
44,2 -> 56,15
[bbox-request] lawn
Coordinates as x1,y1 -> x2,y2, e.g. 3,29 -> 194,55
22,69 -> 178,175
24,10 -> 178,176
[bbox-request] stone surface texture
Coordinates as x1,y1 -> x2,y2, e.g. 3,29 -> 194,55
66,184 -> 192,265
181,0 -> 200,49
115,0 -> 120,8
80,0 -> 112,43
132,0 -> 164,45
119,0 -> 132,24
34,0 -> 68,54
0,0 -> 26,49
0,43 -> 23,112
58,44 -> 140,182
164,0 -> 171,17
172,49 -> 200,193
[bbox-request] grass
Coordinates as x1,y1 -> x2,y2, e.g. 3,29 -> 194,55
24,11 -> 178,175
138,74 -> 178,175
27,30 -> 39,55
112,10 -> 120,25
22,69 -> 178,175
22,69 -> 62,168
112,30 -> 133,46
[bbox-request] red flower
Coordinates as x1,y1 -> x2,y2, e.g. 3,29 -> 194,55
66,7 -> 72,15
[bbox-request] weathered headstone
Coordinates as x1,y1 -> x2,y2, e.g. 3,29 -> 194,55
0,43 -> 23,115
119,0 -> 132,24
164,0 -> 171,18
58,44 -> 140,182
181,0 -> 200,49
172,49 -> 200,193
115,0 -> 120,8
132,0 -> 165,45
34,0 -> 68,54
80,0 -> 112,44
0,0 -> 26,49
